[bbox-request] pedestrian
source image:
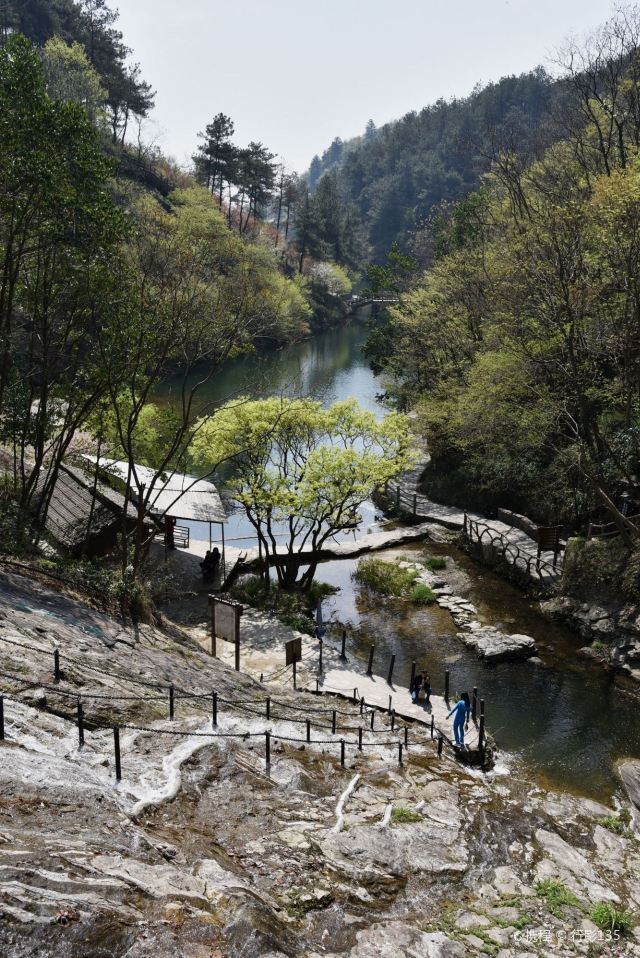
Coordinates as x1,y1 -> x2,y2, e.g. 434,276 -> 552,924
422,671 -> 432,706
164,514 -> 176,550
447,692 -> 470,748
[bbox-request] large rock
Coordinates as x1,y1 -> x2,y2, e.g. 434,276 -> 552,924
348,924 -> 465,958
534,829 -> 619,903
459,627 -> 536,662
319,819 -> 469,882
619,759 -> 640,831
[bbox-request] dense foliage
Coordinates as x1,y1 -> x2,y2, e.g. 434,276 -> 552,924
0,34 -> 312,576
370,7 -> 640,538
190,398 -> 413,589
308,70 -> 560,263
1,0 -> 154,140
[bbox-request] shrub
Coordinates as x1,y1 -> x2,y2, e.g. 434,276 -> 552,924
353,558 -> 418,597
410,583 -> 436,605
425,557 -> 447,571
590,902 -> 634,933
535,879 -> 582,917
391,806 -> 422,824
596,814 -> 630,836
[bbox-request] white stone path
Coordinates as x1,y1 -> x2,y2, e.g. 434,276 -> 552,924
316,667 -> 480,751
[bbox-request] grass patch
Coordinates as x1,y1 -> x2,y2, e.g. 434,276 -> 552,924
409,583 -> 437,605
391,805 -> 422,824
597,812 -> 631,836
230,577 -> 337,636
353,557 -> 419,597
535,879 -> 582,917
424,557 -> 447,571
590,902 -> 634,933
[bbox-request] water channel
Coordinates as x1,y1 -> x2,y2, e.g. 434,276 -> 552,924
166,320 -> 640,801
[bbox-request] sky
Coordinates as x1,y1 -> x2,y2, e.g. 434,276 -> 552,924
115,0 -> 616,173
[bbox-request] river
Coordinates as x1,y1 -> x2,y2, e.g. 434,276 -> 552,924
168,320 -> 640,801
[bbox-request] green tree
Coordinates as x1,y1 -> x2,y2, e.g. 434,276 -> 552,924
190,398 -> 414,590
41,34 -> 106,123
94,187 -> 311,574
0,34 -> 128,534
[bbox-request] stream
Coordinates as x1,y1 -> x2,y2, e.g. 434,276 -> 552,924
165,320 -> 640,801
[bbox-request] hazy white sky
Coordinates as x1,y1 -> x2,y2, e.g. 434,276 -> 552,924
115,0 -> 615,172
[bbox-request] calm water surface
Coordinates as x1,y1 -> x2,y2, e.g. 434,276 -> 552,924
169,321 -> 640,800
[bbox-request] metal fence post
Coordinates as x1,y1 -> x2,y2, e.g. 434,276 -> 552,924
77,698 -> 84,748
212,691 -> 217,727
444,669 -> 450,703
113,725 -> 121,781
387,654 -> 396,686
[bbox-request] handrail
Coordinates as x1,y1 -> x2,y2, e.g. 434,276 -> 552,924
587,513 -> 640,540
464,515 -> 559,582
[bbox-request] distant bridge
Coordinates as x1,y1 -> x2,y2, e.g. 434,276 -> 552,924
349,294 -> 399,309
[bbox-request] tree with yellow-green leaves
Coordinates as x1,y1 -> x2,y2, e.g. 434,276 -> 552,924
190,397 -> 414,590
371,8 -> 640,537
41,36 -> 106,124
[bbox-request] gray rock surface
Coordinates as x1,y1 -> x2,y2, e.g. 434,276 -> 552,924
348,925 -> 465,958
458,627 -> 537,662
619,759 -> 640,830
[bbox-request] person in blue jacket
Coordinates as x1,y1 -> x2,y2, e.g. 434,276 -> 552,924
447,692 -> 470,747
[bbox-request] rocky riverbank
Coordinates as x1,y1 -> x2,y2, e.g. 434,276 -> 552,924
0,566 -> 639,957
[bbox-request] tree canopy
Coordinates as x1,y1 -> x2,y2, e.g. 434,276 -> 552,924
190,398 -> 414,589
370,6 -> 640,538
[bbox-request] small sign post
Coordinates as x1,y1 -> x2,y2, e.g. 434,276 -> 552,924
285,636 -> 302,689
209,596 -> 243,671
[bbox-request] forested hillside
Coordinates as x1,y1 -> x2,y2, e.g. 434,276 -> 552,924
370,6 -> 640,565
309,69 -> 561,263
0,5 -> 314,590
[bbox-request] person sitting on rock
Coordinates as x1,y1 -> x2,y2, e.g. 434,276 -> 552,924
447,692 -> 470,748
201,547 -> 221,582
411,670 -> 431,706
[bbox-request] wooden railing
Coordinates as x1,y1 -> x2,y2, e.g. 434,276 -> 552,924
587,514 -> 640,540
154,524 -> 190,549
463,515 -> 559,583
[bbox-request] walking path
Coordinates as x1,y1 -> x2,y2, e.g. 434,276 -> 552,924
315,667 -> 480,751
389,450 -> 563,586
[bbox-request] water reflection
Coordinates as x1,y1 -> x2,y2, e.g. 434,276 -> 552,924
316,545 -> 640,801
159,322 -> 382,418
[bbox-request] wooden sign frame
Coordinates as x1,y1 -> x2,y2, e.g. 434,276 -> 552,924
285,636 -> 302,689
285,637 -> 302,666
208,595 -> 243,671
